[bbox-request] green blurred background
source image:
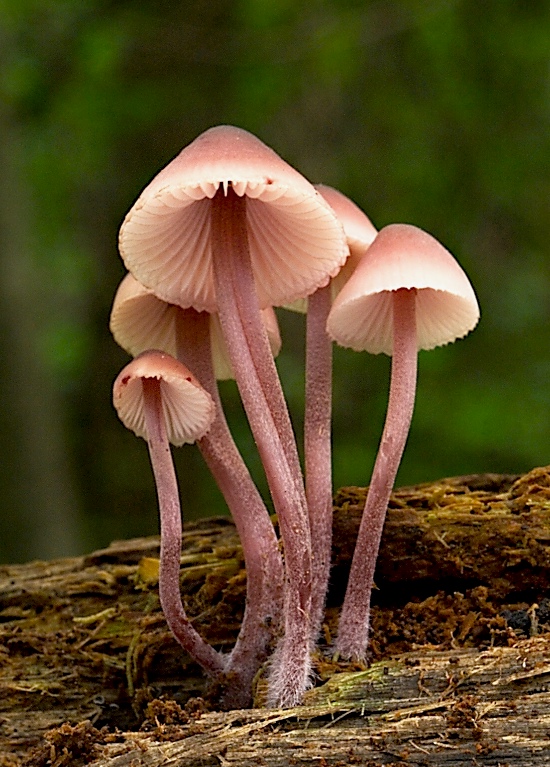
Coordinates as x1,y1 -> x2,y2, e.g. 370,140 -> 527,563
1,0 -> 548,563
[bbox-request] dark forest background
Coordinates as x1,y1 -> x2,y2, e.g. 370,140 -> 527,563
1,0 -> 549,562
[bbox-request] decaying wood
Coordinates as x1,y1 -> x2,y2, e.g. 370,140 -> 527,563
1,465 -> 550,765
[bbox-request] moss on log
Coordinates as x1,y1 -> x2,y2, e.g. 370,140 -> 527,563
1,466 -> 550,765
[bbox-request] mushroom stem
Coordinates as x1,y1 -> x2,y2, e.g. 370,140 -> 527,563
335,288 -> 418,661
141,377 -> 225,677
211,187 -> 312,708
175,308 -> 284,706
213,188 -> 305,492
304,285 -> 334,643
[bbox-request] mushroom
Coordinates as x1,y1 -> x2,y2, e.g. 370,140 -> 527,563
315,185 -> 378,299
110,272 -> 282,381
326,223 -> 480,660
112,350 -> 224,677
284,185 -> 378,642
110,273 -> 284,706
119,125 -> 348,706
304,186 -> 378,641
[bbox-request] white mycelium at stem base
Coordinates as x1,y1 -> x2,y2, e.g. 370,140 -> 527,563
210,186 -> 313,707
327,223 -> 480,661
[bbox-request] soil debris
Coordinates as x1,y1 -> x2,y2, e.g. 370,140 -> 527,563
2,466 -> 550,764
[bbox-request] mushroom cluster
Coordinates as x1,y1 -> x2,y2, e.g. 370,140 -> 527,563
110,125 -> 480,709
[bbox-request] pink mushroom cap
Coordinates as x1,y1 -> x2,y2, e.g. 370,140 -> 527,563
315,185 -> 378,263
119,125 -> 348,313
113,350 -> 215,446
110,274 -> 179,358
110,273 -> 281,380
285,186 -> 378,313
327,223 -> 480,355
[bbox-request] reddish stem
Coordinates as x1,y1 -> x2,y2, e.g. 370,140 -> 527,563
175,308 -> 284,707
304,285 -> 334,643
336,289 -> 418,660
141,377 -> 225,677
211,187 -> 312,708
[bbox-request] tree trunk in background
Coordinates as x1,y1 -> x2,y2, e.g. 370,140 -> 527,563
0,108 -> 84,562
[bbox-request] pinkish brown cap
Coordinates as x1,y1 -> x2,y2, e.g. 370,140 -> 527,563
119,125 -> 348,313
113,350 -> 215,446
285,186 -> 377,313
316,185 -> 377,261
110,273 -> 281,380
316,184 -> 378,299
110,273 -> 179,358
326,223 -> 480,355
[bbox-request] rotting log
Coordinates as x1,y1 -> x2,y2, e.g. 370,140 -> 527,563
2,465 -> 550,765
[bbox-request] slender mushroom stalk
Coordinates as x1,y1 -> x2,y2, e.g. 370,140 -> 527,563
304,186 -> 378,642
210,187 -> 313,707
112,351 -> 224,677
174,307 -> 284,706
119,125 -> 348,707
110,274 -> 284,706
332,289 -> 417,658
327,224 -> 480,661
286,185 -> 378,643
303,283 -> 333,644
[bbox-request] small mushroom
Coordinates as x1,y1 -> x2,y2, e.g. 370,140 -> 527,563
112,350 -> 224,677
284,185 -> 378,642
327,223 -> 480,660
109,272 -> 282,381
315,185 -> 378,297
305,186 -> 378,641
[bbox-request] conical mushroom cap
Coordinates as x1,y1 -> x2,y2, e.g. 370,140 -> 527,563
285,185 -> 377,313
327,224 -> 480,355
109,273 -> 281,380
316,185 -> 378,264
119,125 -> 348,313
110,273 -> 179,358
316,185 -> 378,299
113,350 -> 215,446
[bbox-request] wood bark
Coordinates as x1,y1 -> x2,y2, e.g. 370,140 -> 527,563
2,465 -> 550,765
